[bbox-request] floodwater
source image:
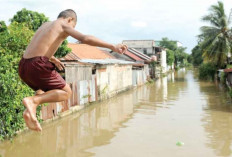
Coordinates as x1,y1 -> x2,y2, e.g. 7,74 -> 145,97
1,69 -> 232,157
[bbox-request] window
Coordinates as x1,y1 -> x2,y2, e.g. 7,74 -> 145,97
143,48 -> 147,54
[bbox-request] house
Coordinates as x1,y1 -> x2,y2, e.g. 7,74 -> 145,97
106,47 -> 152,85
65,43 -> 134,98
41,43 -> 152,121
122,40 -> 167,73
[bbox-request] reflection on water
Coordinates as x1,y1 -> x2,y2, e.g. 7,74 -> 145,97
0,69 -> 232,157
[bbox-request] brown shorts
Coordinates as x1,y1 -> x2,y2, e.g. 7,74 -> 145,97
18,56 -> 66,92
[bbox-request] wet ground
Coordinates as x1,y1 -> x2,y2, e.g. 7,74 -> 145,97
1,69 -> 232,157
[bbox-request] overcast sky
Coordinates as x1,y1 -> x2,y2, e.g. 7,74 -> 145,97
0,0 -> 231,53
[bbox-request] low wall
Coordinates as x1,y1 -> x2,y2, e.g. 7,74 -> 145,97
41,63 -> 148,121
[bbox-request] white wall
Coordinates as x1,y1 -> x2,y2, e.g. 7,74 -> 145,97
160,49 -> 167,73
96,65 -> 133,98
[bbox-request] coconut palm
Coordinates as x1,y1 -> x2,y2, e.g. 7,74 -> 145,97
199,1 -> 232,68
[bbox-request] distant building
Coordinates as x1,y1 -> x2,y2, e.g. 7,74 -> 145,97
122,40 -> 156,56
122,40 -> 167,73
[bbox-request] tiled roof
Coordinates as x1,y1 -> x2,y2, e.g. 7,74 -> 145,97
67,43 -> 114,59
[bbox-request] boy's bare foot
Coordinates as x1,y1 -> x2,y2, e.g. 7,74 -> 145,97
23,110 -> 42,131
22,97 -> 42,131
22,97 -> 37,122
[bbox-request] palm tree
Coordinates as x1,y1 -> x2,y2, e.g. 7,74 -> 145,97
199,1 -> 232,68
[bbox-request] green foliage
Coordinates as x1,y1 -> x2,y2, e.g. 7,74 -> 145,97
0,22 -> 35,140
220,71 -> 226,83
199,62 -> 217,80
10,8 -> 71,58
0,8 -> 72,140
54,40 -> 71,58
159,37 -> 189,68
10,8 -> 49,31
226,64 -> 232,69
159,37 -> 177,50
198,1 -> 232,68
166,49 -> 175,66
0,22 -> 34,57
0,21 -> 7,32
228,88 -> 232,98
191,45 -> 203,66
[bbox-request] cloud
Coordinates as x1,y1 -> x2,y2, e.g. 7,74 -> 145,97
0,0 -> 231,53
131,21 -> 147,28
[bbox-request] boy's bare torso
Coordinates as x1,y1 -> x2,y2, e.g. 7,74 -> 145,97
23,20 -> 68,59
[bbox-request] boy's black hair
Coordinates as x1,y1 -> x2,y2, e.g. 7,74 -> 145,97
57,9 -> 77,22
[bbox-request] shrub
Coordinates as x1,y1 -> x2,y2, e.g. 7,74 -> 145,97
0,22 -> 34,140
199,62 -> 217,80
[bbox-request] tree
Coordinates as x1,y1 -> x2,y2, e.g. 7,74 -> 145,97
191,45 -> 203,66
159,37 -> 189,67
199,1 -> 232,68
159,37 -> 177,50
10,8 -> 71,58
54,40 -> 72,58
0,21 -> 7,32
10,8 -> 49,31
0,22 -> 34,140
166,49 -> 175,66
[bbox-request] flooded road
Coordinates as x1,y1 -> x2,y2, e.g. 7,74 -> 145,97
1,69 -> 232,157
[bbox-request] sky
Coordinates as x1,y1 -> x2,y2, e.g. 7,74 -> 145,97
0,0 -> 231,53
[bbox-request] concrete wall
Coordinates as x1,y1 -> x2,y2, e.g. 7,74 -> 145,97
122,40 -> 155,48
122,40 -> 156,55
41,64 -> 97,120
96,64 -> 133,98
132,64 -> 150,86
41,63 -> 149,121
160,49 -> 167,73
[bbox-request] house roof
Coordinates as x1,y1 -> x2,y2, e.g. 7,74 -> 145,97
67,43 -> 115,59
79,59 -> 136,65
124,50 -> 144,61
128,48 -> 151,60
60,43 -> 141,66
224,68 -> 232,73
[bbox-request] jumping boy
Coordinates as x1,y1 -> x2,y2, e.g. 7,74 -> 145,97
19,9 -> 127,131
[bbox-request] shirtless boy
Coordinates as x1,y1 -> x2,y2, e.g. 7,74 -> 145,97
19,9 -> 127,131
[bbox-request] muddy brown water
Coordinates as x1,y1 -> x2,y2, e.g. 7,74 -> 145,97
1,69 -> 232,157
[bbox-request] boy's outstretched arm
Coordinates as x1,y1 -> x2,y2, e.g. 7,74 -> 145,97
63,24 -> 127,54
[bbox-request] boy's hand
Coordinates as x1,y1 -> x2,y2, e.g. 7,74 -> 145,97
112,44 -> 128,54
50,57 -> 65,71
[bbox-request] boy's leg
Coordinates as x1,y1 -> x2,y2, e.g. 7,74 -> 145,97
23,84 -> 72,131
23,89 -> 45,131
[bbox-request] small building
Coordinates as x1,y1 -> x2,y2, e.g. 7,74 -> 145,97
41,43 -> 151,121
109,47 -> 151,85
122,40 -> 156,55
65,43 -> 134,98
122,40 -> 167,73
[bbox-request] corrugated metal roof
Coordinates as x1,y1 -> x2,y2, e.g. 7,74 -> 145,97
128,48 -> 151,60
67,43 -> 115,59
224,68 -> 232,73
124,50 -> 144,61
60,52 -> 80,61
